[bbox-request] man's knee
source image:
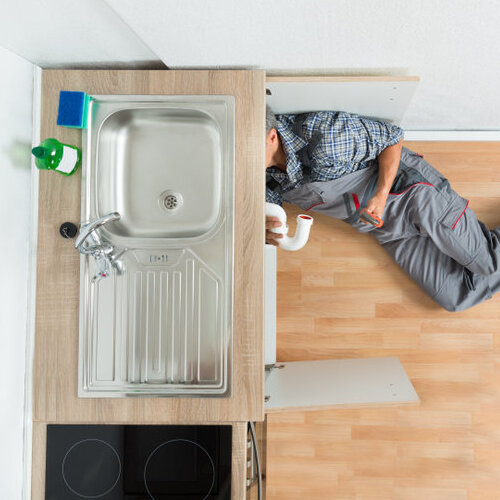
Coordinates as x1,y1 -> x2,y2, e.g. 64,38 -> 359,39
431,281 -> 466,312
432,271 -> 491,312
432,293 -> 461,312
440,301 -> 461,313
466,257 -> 496,277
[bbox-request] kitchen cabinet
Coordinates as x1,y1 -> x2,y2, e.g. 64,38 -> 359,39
31,71 -> 420,500
263,75 -> 420,414
32,69 -> 265,500
33,69 -> 265,425
265,243 -> 418,413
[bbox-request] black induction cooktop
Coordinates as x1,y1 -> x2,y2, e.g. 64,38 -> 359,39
45,425 -> 232,500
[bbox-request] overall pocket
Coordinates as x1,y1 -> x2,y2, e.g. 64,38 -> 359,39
437,194 -> 482,272
390,164 -> 432,195
439,195 -> 469,230
283,184 -> 325,212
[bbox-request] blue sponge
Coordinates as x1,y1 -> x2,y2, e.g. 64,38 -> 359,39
57,91 -> 91,129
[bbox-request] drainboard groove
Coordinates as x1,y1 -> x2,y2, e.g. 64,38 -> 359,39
128,271 -> 142,384
185,259 -> 195,384
159,272 -> 169,382
140,272 -> 149,384
172,271 -> 182,383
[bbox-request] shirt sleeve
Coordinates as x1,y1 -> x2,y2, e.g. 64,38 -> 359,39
361,116 -> 404,151
318,112 -> 404,164
266,185 -> 283,206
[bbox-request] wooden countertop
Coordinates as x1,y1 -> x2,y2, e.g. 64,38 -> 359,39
33,70 -> 265,423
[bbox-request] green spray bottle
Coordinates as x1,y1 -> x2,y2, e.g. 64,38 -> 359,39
32,138 -> 81,176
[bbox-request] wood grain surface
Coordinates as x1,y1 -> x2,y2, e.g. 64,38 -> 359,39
33,70 -> 265,424
266,141 -> 500,499
31,422 -> 46,500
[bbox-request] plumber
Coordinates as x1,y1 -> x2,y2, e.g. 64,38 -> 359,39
264,106 -> 500,312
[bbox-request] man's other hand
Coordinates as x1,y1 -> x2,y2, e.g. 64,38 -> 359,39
366,193 -> 388,219
266,216 -> 283,246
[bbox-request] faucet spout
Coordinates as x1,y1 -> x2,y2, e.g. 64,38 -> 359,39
75,212 -> 121,251
265,203 -> 313,251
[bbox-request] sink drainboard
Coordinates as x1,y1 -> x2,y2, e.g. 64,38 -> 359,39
83,249 -> 228,396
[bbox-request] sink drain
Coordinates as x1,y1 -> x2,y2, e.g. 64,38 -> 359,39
160,190 -> 183,212
164,194 -> 179,209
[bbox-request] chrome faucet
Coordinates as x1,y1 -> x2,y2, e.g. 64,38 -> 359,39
75,212 -> 121,281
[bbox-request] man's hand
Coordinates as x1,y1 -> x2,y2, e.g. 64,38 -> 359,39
366,139 -> 403,219
365,192 -> 388,218
266,216 -> 283,246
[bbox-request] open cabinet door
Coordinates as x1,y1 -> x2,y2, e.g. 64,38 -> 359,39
265,357 -> 419,413
265,245 -> 277,366
266,76 -> 419,125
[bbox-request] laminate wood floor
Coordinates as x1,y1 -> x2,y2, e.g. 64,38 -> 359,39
267,142 -> 500,500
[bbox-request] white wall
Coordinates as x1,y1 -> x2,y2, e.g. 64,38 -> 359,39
0,46 -> 34,500
0,0 -> 161,68
105,0 -> 500,131
2,0 -> 497,129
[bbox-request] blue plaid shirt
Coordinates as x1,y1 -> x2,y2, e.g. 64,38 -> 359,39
266,111 -> 404,205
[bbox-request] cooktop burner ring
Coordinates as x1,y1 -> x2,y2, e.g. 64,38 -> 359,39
143,438 -> 216,500
61,438 -> 122,499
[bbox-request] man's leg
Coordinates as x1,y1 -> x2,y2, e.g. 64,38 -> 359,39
392,150 -> 500,277
418,200 -> 500,277
380,234 -> 494,312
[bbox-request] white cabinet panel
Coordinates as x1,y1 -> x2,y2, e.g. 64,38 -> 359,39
264,245 -> 277,366
265,357 -> 419,412
266,78 -> 419,125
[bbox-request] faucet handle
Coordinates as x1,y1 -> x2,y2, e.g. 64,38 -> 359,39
75,212 -> 120,250
94,253 -> 111,280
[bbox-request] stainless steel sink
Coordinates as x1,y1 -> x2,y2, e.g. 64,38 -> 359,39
78,95 -> 235,397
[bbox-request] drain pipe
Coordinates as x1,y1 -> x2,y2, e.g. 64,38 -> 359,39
265,202 -> 313,251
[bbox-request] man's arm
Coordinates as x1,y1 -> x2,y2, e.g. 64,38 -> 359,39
366,140 -> 403,218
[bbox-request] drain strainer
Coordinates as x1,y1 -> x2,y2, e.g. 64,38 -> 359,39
160,190 -> 183,212
164,194 -> 179,209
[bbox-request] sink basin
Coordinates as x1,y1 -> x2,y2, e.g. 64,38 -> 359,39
79,95 -> 235,397
98,107 -> 222,239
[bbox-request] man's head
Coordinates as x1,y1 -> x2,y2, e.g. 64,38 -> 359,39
265,105 -> 282,169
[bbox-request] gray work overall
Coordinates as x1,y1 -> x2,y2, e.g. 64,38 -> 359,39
280,123 -> 500,311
